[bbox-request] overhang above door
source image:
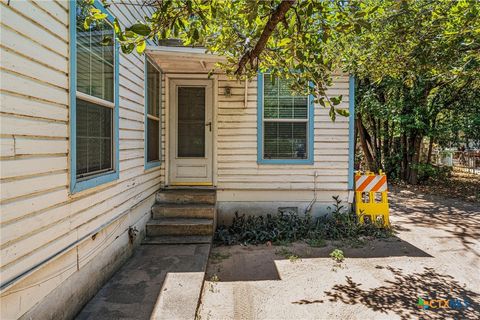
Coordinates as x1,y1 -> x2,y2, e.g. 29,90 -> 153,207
145,46 -> 226,73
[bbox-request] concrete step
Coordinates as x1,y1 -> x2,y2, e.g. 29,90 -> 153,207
142,235 -> 212,245
152,203 -> 215,219
156,189 -> 216,205
146,218 -> 213,237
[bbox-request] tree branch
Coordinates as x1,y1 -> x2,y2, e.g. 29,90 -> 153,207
235,0 -> 296,75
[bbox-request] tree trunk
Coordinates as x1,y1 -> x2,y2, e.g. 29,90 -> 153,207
382,120 -> 389,166
400,133 -> 408,180
356,114 -> 377,172
426,115 -> 437,165
426,137 -> 434,165
407,135 -> 423,185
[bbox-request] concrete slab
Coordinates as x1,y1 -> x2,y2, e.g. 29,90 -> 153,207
76,244 -> 210,320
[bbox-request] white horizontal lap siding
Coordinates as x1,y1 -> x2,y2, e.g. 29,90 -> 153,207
0,0 -> 162,311
216,74 -> 350,191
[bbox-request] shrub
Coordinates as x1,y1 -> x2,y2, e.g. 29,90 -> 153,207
214,196 -> 393,246
415,163 -> 452,183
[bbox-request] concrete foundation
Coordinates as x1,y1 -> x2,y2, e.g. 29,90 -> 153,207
216,200 -> 349,226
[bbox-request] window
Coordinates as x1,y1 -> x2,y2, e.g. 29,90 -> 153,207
257,73 -> 314,164
70,0 -> 119,193
145,58 -> 161,168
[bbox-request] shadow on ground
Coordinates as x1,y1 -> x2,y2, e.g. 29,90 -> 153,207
208,238 -> 431,282
324,265 -> 480,320
76,244 -> 209,320
390,187 -> 480,256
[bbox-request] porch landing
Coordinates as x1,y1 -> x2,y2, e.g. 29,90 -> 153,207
75,243 -> 210,320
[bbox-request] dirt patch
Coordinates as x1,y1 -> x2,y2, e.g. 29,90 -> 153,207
198,190 -> 480,320
206,237 -> 432,282
393,169 -> 480,203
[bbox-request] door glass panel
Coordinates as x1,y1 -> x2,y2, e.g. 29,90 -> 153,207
177,87 -> 205,157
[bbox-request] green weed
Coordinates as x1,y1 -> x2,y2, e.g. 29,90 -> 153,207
306,238 -> 327,247
214,196 -> 393,246
330,249 -> 345,262
210,251 -> 231,264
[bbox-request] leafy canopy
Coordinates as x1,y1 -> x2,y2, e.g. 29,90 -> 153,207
82,0 -> 479,120
82,0 -> 374,117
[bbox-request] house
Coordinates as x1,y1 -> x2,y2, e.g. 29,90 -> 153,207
0,1 -> 354,319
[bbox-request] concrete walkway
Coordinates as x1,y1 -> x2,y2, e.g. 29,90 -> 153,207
76,243 -> 210,320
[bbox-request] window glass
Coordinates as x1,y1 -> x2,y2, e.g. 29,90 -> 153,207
75,1 -> 115,180
177,87 -> 205,158
76,99 -> 113,177
76,0 -> 114,102
263,74 -> 309,160
147,61 -> 160,117
146,59 -> 161,163
147,118 -> 159,162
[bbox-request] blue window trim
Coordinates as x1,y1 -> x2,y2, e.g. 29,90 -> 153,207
144,55 -> 161,170
69,0 -> 120,194
348,75 -> 355,190
257,72 -> 314,165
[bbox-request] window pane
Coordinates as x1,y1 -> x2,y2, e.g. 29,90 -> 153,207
76,98 -> 113,178
263,74 -> 308,120
264,75 -> 278,97
294,97 -> 308,119
279,96 -> 293,119
147,119 -> 159,162
147,60 -> 160,117
177,87 -> 205,157
76,0 -> 114,102
264,96 -> 278,118
264,122 -> 307,159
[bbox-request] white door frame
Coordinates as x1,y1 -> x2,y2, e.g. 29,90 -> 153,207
166,75 -> 216,186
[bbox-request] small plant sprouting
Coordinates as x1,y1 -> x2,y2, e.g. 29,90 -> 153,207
306,238 -> 326,247
209,274 -> 220,293
275,247 -> 294,258
330,249 -> 345,262
210,251 -> 231,264
275,247 -> 301,262
288,254 -> 300,263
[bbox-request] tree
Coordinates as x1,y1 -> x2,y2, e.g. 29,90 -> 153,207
342,0 -> 480,184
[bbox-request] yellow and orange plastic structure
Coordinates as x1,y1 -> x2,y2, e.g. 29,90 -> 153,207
354,171 -> 390,227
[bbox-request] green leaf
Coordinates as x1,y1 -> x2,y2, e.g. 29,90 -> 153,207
100,36 -> 113,46
127,23 -> 151,36
93,13 -> 107,20
83,17 -> 92,30
113,19 -> 121,34
136,40 -> 146,54
124,31 -> 136,38
329,106 -> 336,121
278,38 -> 291,47
331,95 -> 343,105
335,109 -> 350,117
192,28 -> 199,41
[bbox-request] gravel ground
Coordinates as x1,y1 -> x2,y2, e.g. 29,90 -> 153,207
197,188 -> 480,320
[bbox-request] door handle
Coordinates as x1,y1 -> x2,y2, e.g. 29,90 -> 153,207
205,122 -> 212,132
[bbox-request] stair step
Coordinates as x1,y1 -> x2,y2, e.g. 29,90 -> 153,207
152,203 -> 215,219
156,189 -> 216,205
146,218 -> 213,236
142,235 -> 212,245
